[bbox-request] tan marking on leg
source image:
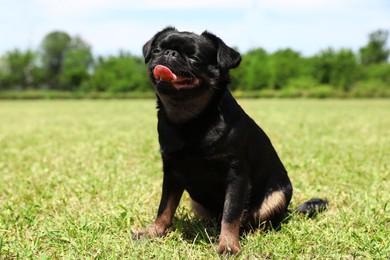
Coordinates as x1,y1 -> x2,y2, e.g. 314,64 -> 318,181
218,221 -> 241,255
191,200 -> 214,220
153,192 -> 181,234
256,190 -> 287,223
137,191 -> 182,238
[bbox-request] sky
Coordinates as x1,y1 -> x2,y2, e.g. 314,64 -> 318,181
0,0 -> 389,57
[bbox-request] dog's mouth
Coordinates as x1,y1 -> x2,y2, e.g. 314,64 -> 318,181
153,65 -> 200,90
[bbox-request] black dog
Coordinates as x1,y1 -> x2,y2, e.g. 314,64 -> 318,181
136,27 -> 327,254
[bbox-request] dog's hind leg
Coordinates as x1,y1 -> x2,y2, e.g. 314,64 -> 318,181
250,172 -> 293,229
191,200 -> 216,220
254,189 -> 290,228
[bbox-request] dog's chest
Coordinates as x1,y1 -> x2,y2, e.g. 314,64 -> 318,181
166,152 -> 226,181
158,115 -> 227,155
165,153 -> 228,209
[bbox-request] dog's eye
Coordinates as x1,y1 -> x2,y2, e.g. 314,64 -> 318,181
152,48 -> 162,55
189,56 -> 200,62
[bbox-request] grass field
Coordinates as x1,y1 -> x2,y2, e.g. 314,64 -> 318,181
0,99 -> 389,259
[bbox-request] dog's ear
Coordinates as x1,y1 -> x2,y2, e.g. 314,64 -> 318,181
143,27 -> 177,64
201,31 -> 241,71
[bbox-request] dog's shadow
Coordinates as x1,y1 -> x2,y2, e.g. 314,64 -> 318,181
171,212 -> 294,246
169,209 -> 323,246
172,214 -> 221,245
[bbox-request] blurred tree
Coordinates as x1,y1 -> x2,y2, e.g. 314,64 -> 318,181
332,49 -> 359,90
361,63 -> 390,84
60,36 -> 94,90
86,51 -> 149,92
0,49 -> 44,89
359,29 -> 389,65
312,48 -> 358,90
60,49 -> 93,90
40,31 -> 71,88
0,29 -> 388,97
41,32 -> 93,89
269,48 -> 302,89
312,48 -> 335,85
231,48 -> 270,90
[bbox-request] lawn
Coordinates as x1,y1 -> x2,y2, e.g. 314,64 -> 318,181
0,99 -> 389,259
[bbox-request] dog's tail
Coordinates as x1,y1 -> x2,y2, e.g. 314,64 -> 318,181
293,198 -> 329,217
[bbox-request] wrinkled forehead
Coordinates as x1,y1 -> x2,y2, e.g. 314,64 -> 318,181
157,32 -> 215,53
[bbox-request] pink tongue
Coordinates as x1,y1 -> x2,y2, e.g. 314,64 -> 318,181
153,65 -> 177,82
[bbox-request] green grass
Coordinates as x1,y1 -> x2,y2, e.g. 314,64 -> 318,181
0,99 -> 389,259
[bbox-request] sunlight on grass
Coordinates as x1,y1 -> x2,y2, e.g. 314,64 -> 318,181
0,99 -> 389,258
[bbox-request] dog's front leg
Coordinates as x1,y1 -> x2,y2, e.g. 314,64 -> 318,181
136,171 -> 183,238
218,164 -> 249,255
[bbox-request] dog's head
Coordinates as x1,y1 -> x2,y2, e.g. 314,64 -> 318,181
143,27 -> 241,97
143,27 -> 241,123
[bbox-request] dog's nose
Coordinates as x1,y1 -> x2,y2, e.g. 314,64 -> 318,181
164,49 -> 179,59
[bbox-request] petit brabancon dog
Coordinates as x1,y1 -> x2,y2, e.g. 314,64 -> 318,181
135,27 -> 328,254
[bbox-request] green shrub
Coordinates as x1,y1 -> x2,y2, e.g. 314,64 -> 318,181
350,79 -> 390,97
361,63 -> 390,84
307,85 -> 338,98
287,76 -> 318,90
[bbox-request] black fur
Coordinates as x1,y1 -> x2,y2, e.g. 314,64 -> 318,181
136,27 -> 328,254
294,198 -> 328,217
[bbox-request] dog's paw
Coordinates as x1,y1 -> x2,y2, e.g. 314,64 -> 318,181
217,240 -> 241,255
132,224 -> 166,240
131,230 -> 146,240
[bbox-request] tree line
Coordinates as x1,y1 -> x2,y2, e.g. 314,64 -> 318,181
0,29 -> 389,98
